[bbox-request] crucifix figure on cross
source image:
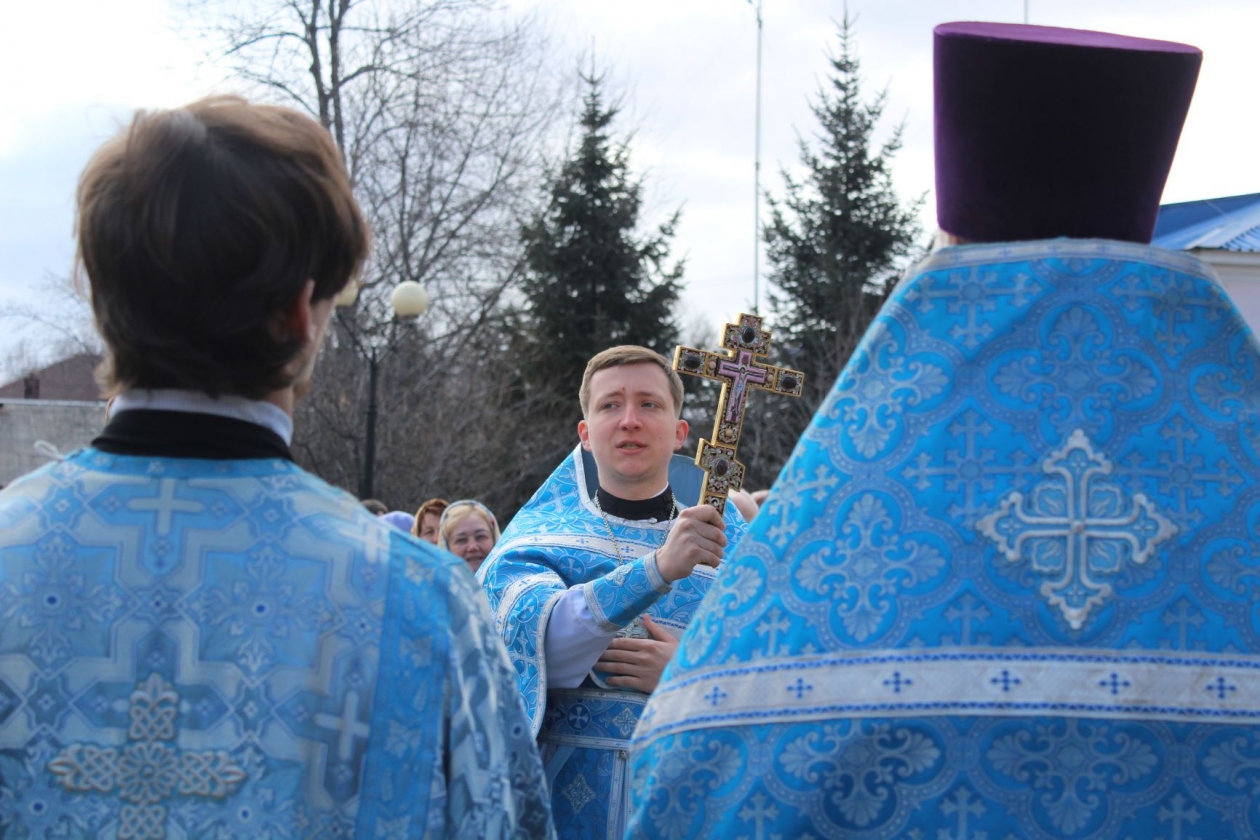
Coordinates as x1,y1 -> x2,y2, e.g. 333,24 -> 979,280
673,313 -> 804,513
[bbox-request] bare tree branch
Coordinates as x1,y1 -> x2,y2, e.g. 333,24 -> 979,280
181,0 -> 570,513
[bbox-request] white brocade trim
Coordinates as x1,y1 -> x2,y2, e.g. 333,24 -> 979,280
634,647 -> 1260,746
643,552 -> 670,594
495,573 -> 564,737
494,573 -> 561,636
493,532 -> 661,559
582,579 -> 616,632
912,238 -> 1219,285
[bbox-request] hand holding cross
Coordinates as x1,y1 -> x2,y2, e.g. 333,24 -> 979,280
673,313 -> 804,514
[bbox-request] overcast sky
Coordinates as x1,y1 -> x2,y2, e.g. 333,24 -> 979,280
3,0 -> 1258,374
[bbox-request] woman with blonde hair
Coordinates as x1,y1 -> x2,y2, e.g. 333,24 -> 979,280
438,499 -> 500,574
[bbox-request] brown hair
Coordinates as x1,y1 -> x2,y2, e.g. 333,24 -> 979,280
76,95 -> 369,398
579,346 -> 685,418
411,497 -> 449,538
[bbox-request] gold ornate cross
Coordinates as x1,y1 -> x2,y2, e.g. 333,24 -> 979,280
673,313 -> 804,513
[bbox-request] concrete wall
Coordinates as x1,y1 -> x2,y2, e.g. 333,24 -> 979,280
0,353 -> 102,401
0,399 -> 106,487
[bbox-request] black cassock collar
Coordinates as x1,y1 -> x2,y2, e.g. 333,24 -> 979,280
92,409 -> 293,461
595,485 -> 676,523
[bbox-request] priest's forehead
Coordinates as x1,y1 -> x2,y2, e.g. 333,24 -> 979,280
589,365 -> 672,400
580,345 -> 684,418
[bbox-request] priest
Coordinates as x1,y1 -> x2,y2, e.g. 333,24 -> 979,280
0,96 -> 553,838
479,345 -> 747,840
625,23 -> 1258,840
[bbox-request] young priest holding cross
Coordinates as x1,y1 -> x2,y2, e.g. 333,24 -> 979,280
479,343 -> 771,840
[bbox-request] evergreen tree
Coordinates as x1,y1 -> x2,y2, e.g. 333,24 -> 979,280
748,17 -> 923,485
516,71 -> 683,471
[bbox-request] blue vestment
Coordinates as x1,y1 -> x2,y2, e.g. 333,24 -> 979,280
479,445 -> 745,840
0,449 -> 554,838
630,239 -> 1260,839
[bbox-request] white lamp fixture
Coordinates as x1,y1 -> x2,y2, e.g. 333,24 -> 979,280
333,281 -> 360,308
391,281 -> 429,318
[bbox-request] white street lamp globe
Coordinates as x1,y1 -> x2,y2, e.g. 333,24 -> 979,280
333,281 -> 360,308
391,281 -> 429,317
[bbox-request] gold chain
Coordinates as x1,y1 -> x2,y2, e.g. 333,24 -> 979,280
592,491 -> 677,564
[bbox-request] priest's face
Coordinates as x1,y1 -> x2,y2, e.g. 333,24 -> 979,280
578,363 -> 688,500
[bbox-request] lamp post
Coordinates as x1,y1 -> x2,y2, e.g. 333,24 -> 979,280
338,280 -> 429,500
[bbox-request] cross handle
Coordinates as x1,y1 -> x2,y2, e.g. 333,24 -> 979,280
696,441 -> 745,514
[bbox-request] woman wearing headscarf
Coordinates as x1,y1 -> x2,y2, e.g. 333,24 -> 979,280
438,499 -> 500,575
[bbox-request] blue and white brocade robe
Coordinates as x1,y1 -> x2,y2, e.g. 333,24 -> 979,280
630,239 -> 1260,839
0,450 -> 554,839
478,446 -> 745,840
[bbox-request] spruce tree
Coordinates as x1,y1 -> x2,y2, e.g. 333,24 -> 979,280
516,71 -> 683,473
748,16 -> 923,485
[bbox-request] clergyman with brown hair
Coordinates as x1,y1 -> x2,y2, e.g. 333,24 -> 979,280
478,344 -> 748,839
0,96 -> 553,839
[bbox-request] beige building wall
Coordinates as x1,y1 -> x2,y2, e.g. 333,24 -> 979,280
1197,250 -> 1260,339
0,399 -> 106,487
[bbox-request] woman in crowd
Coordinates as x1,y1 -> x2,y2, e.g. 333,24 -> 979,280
438,499 -> 500,575
411,497 -> 448,544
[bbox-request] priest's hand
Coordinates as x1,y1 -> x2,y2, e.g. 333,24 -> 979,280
656,503 -> 727,583
596,616 -> 678,694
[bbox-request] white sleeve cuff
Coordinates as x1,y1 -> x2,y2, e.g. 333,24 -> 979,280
543,585 -> 619,689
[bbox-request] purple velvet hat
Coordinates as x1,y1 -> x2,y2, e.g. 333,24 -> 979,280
934,22 -> 1201,244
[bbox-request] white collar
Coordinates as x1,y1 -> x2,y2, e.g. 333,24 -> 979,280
109,389 -> 294,445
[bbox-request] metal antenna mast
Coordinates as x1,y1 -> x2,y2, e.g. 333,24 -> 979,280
751,0 -> 763,314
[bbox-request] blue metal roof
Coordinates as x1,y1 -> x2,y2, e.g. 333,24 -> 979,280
1153,193 -> 1260,252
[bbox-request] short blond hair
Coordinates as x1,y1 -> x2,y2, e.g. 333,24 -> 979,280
579,346 -> 684,419
438,500 -> 501,551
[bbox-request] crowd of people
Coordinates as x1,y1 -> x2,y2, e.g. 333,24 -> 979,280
364,498 -> 504,575
6,18 -> 1260,840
